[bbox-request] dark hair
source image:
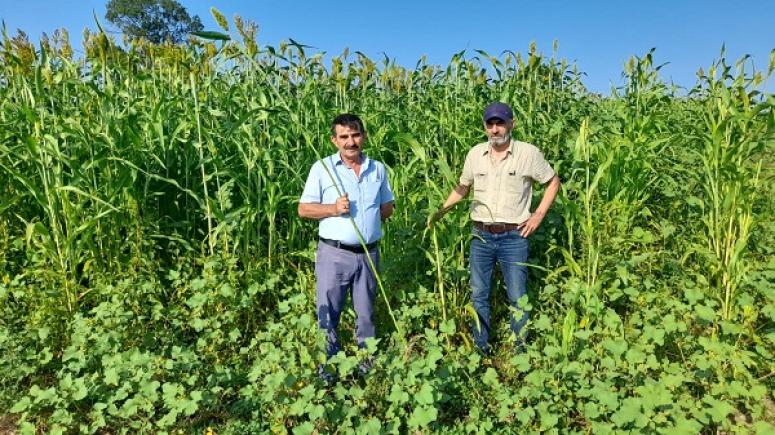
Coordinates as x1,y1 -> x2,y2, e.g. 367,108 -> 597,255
331,113 -> 366,136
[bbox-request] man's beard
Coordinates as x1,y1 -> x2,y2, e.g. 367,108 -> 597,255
488,133 -> 511,147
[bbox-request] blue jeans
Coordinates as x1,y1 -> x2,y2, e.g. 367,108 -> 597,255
470,227 -> 530,352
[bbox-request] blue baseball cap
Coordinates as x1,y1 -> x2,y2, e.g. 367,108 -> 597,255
482,102 -> 513,122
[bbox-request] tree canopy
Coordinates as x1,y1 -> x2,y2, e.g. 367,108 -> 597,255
105,0 -> 204,44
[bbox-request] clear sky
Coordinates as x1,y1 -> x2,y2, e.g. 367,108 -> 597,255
2,0 -> 773,94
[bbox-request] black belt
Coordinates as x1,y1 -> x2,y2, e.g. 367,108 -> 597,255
319,237 -> 378,253
474,221 -> 521,234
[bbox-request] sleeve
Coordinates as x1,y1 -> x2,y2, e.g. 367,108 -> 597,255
379,163 -> 395,204
459,151 -> 474,187
299,161 -> 322,203
530,148 -> 556,184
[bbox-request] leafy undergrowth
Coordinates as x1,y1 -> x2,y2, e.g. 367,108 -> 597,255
1,249 -> 774,433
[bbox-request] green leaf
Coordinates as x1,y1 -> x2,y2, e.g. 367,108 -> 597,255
611,398 -> 642,427
19,422 -> 37,435
30,385 -> 57,403
695,304 -> 716,322
753,421 -> 775,434
185,292 -> 208,309
510,353 -> 531,373
662,314 -> 680,333
415,383 -> 435,405
104,368 -> 119,386
218,283 -> 235,298
584,402 -> 601,419
387,385 -> 409,404
602,339 -> 628,357
71,378 -> 88,401
539,407 -> 559,430
357,418 -> 382,434
515,406 -> 534,425
597,389 -> 620,410
671,417 -> 702,433
625,348 -> 646,365
439,319 -> 455,335
10,396 -> 31,413
534,314 -> 552,331
482,368 -> 499,386
631,226 -> 655,243
703,396 -> 734,423
292,422 -> 315,435
191,31 -> 231,41
190,318 -> 208,331
181,398 -> 198,416
684,287 -> 704,305
408,405 -> 438,428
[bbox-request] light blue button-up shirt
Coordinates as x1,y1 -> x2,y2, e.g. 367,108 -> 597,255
300,153 -> 394,245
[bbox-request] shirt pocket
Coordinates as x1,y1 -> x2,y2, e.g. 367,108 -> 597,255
473,171 -> 489,192
471,171 -> 489,211
503,170 -> 525,196
360,174 -> 382,209
502,170 -> 526,215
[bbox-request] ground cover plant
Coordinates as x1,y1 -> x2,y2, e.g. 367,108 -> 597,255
1,11 -> 774,434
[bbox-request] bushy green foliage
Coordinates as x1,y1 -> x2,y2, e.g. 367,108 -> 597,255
105,0 -> 204,44
0,14 -> 774,433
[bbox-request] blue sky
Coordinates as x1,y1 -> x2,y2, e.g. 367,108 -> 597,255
2,0 -> 773,94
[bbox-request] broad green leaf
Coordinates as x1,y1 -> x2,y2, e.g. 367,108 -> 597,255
408,405 -> 438,428
104,368 -> 119,386
695,304 -> 716,322
415,383 -> 435,405
10,396 -> 31,413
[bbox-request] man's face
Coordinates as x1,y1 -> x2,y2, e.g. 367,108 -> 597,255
331,124 -> 366,161
485,118 -> 513,147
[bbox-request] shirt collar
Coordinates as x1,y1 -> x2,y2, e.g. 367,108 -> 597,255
328,152 -> 370,168
482,140 -> 515,156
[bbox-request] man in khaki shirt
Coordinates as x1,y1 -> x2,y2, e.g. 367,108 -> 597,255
431,102 -> 561,355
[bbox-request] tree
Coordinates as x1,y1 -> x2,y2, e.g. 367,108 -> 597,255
105,0 -> 204,44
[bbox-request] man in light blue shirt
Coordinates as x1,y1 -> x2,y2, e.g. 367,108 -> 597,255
298,114 -> 394,383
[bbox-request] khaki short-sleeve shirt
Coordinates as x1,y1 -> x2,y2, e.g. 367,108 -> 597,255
459,140 -> 555,224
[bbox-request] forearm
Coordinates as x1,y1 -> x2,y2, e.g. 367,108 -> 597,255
298,203 -> 337,220
533,175 -> 561,217
442,184 -> 470,210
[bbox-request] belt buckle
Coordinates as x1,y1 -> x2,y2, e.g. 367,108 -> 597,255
484,222 -> 506,233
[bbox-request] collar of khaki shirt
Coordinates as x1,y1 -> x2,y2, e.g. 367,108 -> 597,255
480,140 -> 515,160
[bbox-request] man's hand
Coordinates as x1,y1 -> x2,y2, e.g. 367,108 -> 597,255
334,193 -> 350,216
518,211 -> 545,237
427,206 -> 449,227
518,175 -> 560,237
380,202 -> 394,221
428,184 -> 470,227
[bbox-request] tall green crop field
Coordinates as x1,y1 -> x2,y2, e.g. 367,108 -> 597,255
1,16 -> 774,433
